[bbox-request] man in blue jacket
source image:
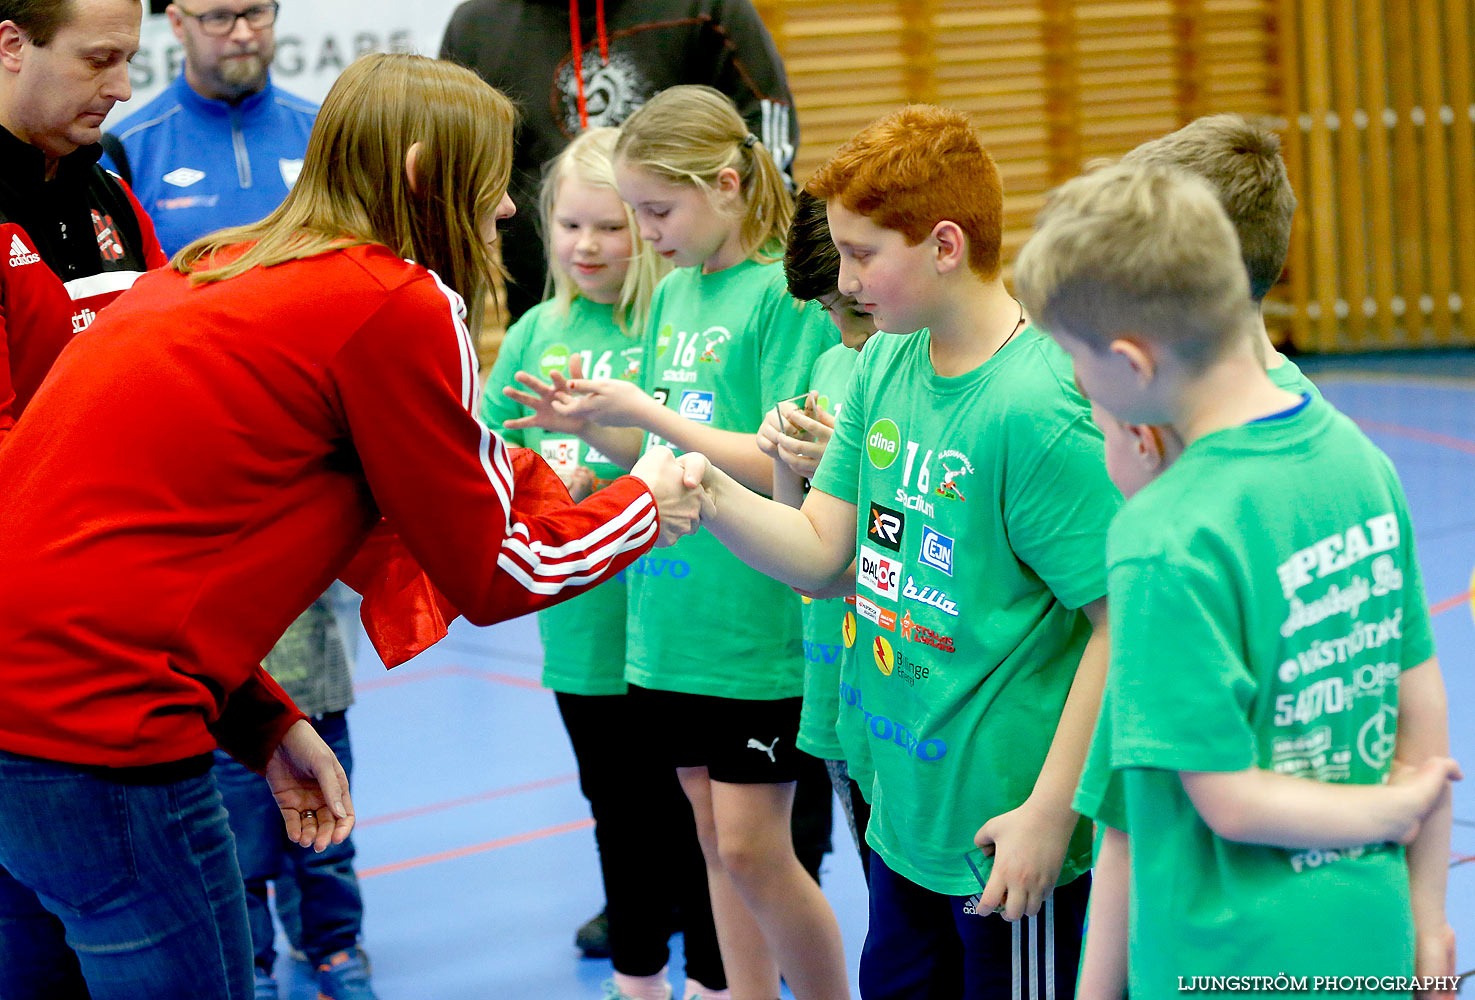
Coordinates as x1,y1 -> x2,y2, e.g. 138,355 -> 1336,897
102,0 -> 313,256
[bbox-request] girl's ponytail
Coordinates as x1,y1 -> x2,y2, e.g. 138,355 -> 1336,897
615,85 -> 793,262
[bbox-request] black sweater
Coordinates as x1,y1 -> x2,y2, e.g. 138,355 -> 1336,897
440,0 -> 798,321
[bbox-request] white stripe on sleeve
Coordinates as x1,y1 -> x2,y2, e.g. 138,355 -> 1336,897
424,267 -> 476,409
424,269 -> 655,597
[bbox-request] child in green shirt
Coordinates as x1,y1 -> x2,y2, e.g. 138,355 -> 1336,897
1091,113 -> 1323,477
1121,114 -> 1318,400
690,106 -> 1120,999
483,128 -> 726,1000
505,87 -> 847,1000
759,191 -> 879,878
1014,161 -> 1461,1000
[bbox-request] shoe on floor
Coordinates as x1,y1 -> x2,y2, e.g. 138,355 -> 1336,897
600,978 -> 672,1000
575,908 -> 611,958
316,947 -> 379,1000
253,970 -> 279,1000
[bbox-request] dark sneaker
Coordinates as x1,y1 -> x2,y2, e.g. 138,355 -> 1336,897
575,908 -> 611,959
316,947 -> 379,1000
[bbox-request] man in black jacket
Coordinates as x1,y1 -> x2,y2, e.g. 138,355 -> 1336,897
440,0 -> 799,324
0,0 -> 166,444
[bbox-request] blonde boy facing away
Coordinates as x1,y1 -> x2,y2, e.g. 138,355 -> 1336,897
693,106 -> 1121,1000
1120,113 -> 1317,396
1014,162 -> 1460,1000
1097,113 -> 1320,476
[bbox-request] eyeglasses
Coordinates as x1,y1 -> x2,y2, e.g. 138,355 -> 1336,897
178,1 -> 279,36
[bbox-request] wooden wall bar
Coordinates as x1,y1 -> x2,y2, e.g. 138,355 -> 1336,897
757,0 -> 1472,350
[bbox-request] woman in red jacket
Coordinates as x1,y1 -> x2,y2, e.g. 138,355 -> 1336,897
0,52 -> 703,1000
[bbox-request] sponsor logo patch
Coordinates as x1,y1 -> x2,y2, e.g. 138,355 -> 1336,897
539,438 -> 580,474
899,611 -> 955,653
919,526 -> 954,576
678,390 -> 714,422
162,166 -> 205,187
279,158 -> 304,188
855,596 -> 897,632
539,343 -> 570,379
857,545 -> 901,600
902,575 -> 959,616
873,635 -> 894,675
933,449 -> 973,501
867,502 -> 905,552
894,489 -> 934,518
8,233 -> 39,267
842,611 -> 857,648
156,194 -> 220,211
866,418 -> 901,469
92,210 -> 123,261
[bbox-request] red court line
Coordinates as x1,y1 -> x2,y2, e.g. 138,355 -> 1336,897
1430,591 -> 1471,618
356,774 -> 577,829
355,663 -> 542,694
357,817 -> 594,880
1351,418 -> 1475,457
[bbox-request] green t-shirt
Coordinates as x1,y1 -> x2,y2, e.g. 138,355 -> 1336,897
1270,355 -> 1320,398
796,343 -> 862,763
810,327 -> 1120,894
1075,353 -> 1322,835
1076,358 -> 1322,838
626,259 -> 839,699
1078,396 -> 1435,997
482,297 -> 643,696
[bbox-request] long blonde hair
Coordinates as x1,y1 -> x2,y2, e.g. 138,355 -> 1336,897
540,128 -> 667,335
614,85 -> 792,264
172,53 -> 517,333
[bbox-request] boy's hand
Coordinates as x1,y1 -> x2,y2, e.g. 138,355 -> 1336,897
1388,756 -> 1462,844
1413,923 -> 1457,1000
756,406 -> 784,457
775,402 -> 836,479
504,368 -> 588,435
972,798 -> 1078,920
631,446 -> 706,546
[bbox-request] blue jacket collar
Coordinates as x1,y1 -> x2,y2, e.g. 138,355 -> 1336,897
169,72 -> 276,121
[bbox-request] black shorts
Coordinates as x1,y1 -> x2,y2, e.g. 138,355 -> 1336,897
629,685 -> 805,784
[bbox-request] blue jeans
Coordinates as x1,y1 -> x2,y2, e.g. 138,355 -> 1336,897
213,710 -> 363,971
0,749 -> 253,999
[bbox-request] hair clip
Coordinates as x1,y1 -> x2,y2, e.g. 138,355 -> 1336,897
742,133 -> 759,148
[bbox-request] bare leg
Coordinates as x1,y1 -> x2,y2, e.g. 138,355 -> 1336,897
678,767 -> 781,999
707,779 -> 850,1000
675,768 -> 852,1000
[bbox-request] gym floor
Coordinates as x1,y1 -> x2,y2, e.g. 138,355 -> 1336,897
270,351 -> 1475,998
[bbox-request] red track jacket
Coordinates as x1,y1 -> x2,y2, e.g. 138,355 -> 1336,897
0,244 -> 657,771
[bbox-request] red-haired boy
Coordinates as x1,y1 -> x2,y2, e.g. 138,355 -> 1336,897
691,105 -> 1120,998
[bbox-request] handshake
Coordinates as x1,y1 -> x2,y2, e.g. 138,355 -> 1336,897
629,446 -> 714,547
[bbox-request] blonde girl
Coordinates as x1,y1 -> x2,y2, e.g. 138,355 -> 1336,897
484,129 -> 726,1000
507,85 -> 848,1000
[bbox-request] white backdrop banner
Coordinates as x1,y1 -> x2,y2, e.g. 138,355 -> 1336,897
109,1 -> 467,126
